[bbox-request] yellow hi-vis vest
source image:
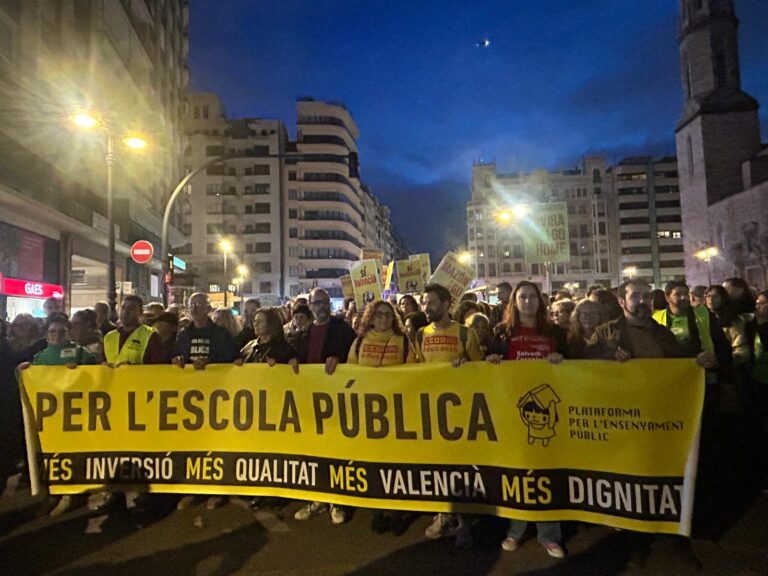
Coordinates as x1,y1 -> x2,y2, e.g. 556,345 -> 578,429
652,306 -> 714,354
104,324 -> 154,365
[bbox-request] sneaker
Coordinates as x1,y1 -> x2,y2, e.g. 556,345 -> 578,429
330,505 -> 347,525
206,496 -> 225,510
455,522 -> 474,548
543,542 -> 566,559
87,491 -> 113,511
176,495 -> 199,511
294,501 -> 328,521
424,513 -> 460,539
49,495 -> 73,518
501,537 -> 520,552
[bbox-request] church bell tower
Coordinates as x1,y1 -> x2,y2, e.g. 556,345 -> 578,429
674,0 -> 761,285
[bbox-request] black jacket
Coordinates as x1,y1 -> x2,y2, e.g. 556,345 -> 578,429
174,320 -> 239,364
241,337 -> 296,364
294,317 -> 357,364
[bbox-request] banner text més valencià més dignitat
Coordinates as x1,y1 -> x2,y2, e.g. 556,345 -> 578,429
20,360 -> 703,535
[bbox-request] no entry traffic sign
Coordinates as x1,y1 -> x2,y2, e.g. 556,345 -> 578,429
130,240 -> 154,264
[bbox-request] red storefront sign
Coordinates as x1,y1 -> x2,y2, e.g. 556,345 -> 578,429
2,277 -> 64,299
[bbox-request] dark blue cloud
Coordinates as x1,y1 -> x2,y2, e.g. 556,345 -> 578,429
189,0 -> 768,256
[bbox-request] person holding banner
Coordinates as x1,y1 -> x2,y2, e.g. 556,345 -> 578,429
416,283 -> 483,548
103,296 -> 167,366
348,300 -> 416,367
173,293 -> 240,511
239,308 -> 298,369
486,281 -> 567,559
347,300 -> 416,533
19,313 -> 97,517
293,288 -> 357,525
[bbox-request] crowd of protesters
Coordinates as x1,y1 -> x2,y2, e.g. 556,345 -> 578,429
1,275 -> 767,560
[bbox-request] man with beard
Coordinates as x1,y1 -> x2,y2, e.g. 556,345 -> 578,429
589,280 -> 681,360
490,281 -> 512,329
293,288 -> 356,524
652,281 -> 724,369
416,283 -> 483,548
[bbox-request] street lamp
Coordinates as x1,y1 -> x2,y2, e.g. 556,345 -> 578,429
623,266 -> 638,279
457,251 -> 473,265
69,109 -> 149,316
495,204 -> 531,225
219,239 -> 233,307
695,246 -> 719,285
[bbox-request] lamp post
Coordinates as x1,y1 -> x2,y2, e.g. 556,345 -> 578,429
694,246 -> 719,285
219,238 -> 233,308
69,110 -> 147,316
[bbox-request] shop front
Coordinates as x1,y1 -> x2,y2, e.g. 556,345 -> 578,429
1,275 -> 64,319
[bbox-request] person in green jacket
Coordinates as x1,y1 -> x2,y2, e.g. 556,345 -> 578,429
18,313 -> 96,517
29,314 -> 98,367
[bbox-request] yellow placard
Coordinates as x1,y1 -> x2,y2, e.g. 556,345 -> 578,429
20,360 -> 704,535
410,253 -> 431,288
340,275 -> 354,300
429,252 -> 475,306
350,259 -> 383,308
396,259 -> 424,293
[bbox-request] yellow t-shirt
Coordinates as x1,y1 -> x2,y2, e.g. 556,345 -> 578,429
347,330 -> 417,366
417,322 -> 484,364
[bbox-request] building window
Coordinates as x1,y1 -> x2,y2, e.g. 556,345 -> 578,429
289,228 -> 297,239
288,189 -> 298,200
593,169 -> 601,184
514,262 -> 523,272
203,105 -> 209,119
289,266 -> 299,277
254,164 -> 270,175
260,282 -> 272,294
208,283 -> 219,292
194,106 -> 200,119
288,171 -> 297,181
488,263 -> 497,277
289,209 -> 297,219
477,263 -> 485,276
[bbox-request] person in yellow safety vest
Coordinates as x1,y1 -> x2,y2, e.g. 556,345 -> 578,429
103,295 -> 167,366
652,280 -> 731,371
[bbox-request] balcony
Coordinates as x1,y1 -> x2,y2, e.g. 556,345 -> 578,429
300,191 -> 363,217
301,269 -> 349,280
299,211 -> 360,230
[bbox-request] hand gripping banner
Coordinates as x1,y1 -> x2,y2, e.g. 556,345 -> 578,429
19,360 -> 704,535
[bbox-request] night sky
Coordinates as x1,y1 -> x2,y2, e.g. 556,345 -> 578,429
189,0 -> 768,258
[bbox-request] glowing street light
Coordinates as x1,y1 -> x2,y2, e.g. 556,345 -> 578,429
495,204 -> 531,224
236,264 -> 249,278
457,251 -> 473,265
69,111 -> 99,129
695,246 -> 720,284
68,107 -> 151,315
123,135 -> 148,150
623,266 -> 638,279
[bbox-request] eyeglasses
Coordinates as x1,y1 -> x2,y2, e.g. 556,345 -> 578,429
47,329 -> 68,335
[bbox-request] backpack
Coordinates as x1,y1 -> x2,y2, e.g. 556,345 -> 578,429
416,324 -> 470,361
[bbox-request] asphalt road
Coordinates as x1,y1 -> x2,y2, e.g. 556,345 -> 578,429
0,477 -> 765,576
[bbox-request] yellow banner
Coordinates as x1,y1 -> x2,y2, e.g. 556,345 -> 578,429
20,360 -> 703,535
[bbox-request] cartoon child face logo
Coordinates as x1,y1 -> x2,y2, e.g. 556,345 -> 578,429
518,384 -> 560,447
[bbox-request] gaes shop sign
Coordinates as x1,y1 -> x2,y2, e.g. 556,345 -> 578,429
2,277 -> 64,299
